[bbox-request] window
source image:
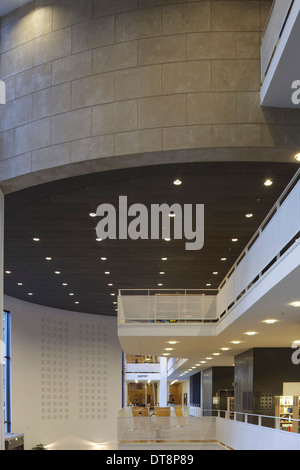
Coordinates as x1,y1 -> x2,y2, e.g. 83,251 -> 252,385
3,311 -> 11,434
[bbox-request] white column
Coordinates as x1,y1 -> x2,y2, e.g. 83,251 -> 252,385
0,189 -> 4,450
159,357 -> 168,406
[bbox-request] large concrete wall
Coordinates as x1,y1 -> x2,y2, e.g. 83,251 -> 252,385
1,0 -> 300,194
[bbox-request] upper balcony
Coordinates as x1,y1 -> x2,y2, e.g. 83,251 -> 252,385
261,0 -> 300,107
118,170 -> 300,362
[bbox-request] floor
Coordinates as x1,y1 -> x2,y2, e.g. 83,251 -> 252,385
118,442 -> 226,450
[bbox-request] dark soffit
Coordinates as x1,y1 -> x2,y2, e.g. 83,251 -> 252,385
3,161 -> 299,316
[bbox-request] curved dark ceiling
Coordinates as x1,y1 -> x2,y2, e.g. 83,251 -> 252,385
4,161 -> 299,316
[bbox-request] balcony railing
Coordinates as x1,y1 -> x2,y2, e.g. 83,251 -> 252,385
118,406 -> 300,449
118,170 -> 300,326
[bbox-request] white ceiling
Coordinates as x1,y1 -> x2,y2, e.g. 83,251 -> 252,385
119,262 -> 300,380
0,0 -> 32,18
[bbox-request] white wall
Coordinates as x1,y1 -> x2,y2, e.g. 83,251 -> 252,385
4,295 -> 123,450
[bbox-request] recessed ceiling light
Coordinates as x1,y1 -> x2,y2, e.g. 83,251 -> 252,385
69,293 -> 74,296
45,257 -> 52,261
33,238 -> 40,242
206,283 -> 211,287
213,353 -> 220,356
294,153 -> 300,162
62,283 -> 68,286
290,301 -> 300,308
264,179 -> 273,186
246,213 -> 253,218
89,212 -> 96,217
221,348 -> 230,351
163,353 -> 170,356
28,293 -> 33,296
5,270 -> 11,274
168,341 -> 178,344
173,179 -> 182,186
200,361 -> 207,364
231,341 -> 241,344
206,357 -> 212,360
17,283 -> 23,286
108,283 -> 113,287
113,302 -> 117,305
159,272 -> 165,275
263,319 -> 278,324
158,283 -> 163,287
231,238 -> 238,242
111,293 -> 115,296
165,348 -> 174,351
245,331 -> 257,336
105,272 -> 110,275
55,271 -> 61,275
213,272 -> 218,275
96,238 -> 102,242
221,258 -> 227,261
101,257 -> 107,261
75,301 -> 79,304
164,238 -> 171,242
162,257 -> 168,261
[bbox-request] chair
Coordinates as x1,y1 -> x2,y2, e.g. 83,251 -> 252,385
174,406 -> 187,428
155,407 -> 171,432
